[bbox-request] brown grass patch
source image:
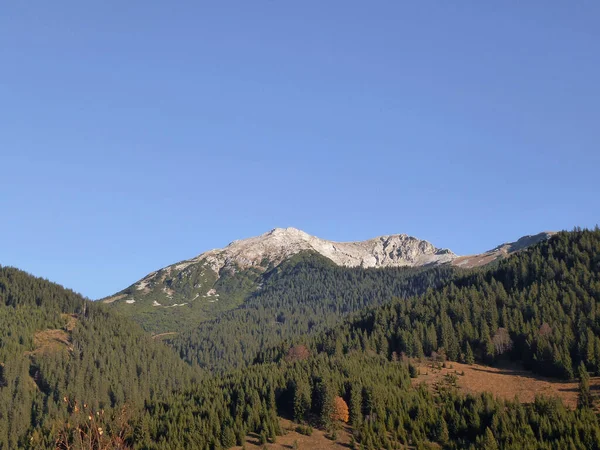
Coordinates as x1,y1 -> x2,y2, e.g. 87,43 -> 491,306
26,314 -> 78,357
30,329 -> 72,356
232,419 -> 352,450
412,360 -> 600,409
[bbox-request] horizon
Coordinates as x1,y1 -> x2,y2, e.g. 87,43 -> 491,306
1,2 -> 599,299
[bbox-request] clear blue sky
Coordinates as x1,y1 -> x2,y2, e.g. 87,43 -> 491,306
1,2 -> 598,299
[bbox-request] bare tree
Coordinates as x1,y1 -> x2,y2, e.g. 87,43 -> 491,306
492,328 -> 513,356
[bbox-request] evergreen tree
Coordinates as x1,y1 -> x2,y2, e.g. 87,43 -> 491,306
578,362 -> 593,409
465,342 -> 475,365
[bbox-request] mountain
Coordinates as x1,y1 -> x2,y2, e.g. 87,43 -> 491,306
195,227 -> 457,270
101,228 -> 457,332
166,231 -> 559,373
103,227 -> 553,334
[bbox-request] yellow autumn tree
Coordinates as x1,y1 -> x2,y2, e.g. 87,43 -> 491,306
331,396 -> 349,423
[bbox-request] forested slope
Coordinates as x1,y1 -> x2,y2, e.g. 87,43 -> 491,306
258,229 -> 600,380
0,267 -> 199,449
169,252 -> 456,371
123,332 -> 600,449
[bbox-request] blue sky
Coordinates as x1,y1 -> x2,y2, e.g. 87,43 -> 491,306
1,2 -> 598,299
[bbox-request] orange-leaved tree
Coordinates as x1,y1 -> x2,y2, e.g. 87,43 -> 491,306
331,396 -> 349,423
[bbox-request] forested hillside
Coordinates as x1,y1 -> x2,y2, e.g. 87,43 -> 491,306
260,229 -> 600,380
0,267 -> 199,449
115,229 -> 600,449
169,252 -> 456,371
132,350 -> 600,450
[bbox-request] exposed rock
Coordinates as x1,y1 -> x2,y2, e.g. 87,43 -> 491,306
151,227 -> 456,283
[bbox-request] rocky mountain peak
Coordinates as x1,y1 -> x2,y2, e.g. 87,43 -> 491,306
200,228 -> 456,274
268,226 -> 307,236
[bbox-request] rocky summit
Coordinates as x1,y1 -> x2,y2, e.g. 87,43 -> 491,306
190,227 -> 456,274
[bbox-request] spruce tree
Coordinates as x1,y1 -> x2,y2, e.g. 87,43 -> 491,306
577,362 -> 593,409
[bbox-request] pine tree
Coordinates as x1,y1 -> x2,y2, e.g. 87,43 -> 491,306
577,362 -> 593,409
293,378 -> 311,422
432,416 -> 449,444
481,427 -> 498,450
349,384 -> 362,427
465,342 -> 475,365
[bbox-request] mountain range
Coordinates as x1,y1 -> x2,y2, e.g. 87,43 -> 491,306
102,227 -> 554,333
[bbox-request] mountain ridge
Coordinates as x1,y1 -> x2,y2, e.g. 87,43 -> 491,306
101,228 -> 455,306
177,226 -> 456,274
101,227 -> 555,333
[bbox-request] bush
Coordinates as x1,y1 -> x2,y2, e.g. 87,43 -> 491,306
259,431 -> 267,445
295,425 -> 313,436
409,363 -> 419,378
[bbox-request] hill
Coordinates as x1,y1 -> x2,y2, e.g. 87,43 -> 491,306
0,266 -> 199,449
169,252 -> 455,371
259,229 -> 600,380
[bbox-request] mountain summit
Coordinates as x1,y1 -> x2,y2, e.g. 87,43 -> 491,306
199,227 -> 456,273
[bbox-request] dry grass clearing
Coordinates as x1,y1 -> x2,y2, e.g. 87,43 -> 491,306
412,360 -> 600,409
232,419 -> 352,450
30,329 -> 72,356
452,253 -> 500,268
27,314 -> 78,356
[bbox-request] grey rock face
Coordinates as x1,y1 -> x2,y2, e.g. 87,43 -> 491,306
183,227 -> 457,276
